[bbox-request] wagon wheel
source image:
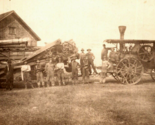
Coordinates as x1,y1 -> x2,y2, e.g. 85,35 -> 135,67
138,45 -> 153,62
116,57 -> 143,85
150,69 -> 155,81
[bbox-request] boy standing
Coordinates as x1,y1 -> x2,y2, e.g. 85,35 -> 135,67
100,58 -> 110,83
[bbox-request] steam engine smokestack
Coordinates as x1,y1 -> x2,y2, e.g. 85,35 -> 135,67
118,26 -> 126,40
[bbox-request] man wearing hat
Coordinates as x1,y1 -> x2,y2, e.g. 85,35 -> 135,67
79,48 -> 85,76
5,59 -> 14,90
101,44 -> 108,61
109,47 -> 116,63
86,49 -> 98,75
71,56 -> 79,85
21,61 -> 34,89
35,60 -> 44,87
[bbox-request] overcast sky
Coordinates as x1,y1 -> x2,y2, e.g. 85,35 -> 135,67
1,0 -> 155,64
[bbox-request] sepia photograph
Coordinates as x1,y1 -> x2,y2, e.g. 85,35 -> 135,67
0,0 -> 155,124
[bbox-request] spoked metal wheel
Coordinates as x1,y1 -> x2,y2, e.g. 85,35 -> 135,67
151,69 -> 155,81
116,57 -> 143,85
138,45 -> 153,62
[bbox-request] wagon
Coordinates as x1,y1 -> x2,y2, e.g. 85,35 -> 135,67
103,26 -> 155,84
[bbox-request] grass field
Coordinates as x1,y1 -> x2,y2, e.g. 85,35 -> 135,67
0,76 -> 155,125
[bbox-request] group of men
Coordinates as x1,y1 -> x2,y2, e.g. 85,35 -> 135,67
20,48 -> 99,89
21,57 -> 65,89
79,48 -> 98,83
4,44 -> 114,90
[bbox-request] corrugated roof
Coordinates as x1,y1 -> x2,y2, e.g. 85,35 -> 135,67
0,10 -> 41,41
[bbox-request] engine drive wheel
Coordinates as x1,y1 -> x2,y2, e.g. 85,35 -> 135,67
116,57 -> 143,85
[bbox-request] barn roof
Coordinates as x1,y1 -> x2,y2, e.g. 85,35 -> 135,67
0,10 -> 41,41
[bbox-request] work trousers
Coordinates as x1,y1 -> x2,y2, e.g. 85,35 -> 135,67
36,72 -> 44,87
80,59 -> 84,76
100,72 -> 107,83
23,72 -> 34,88
46,72 -> 56,86
100,61 -> 108,83
82,68 -> 89,83
56,69 -> 65,85
6,73 -> 13,90
88,59 -> 97,74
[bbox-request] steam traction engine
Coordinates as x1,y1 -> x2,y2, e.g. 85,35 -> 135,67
104,26 -> 155,84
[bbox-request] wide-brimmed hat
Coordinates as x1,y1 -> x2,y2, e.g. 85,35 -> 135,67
87,49 -> 91,51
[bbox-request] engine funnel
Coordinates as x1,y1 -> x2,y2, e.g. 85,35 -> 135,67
119,26 -> 126,40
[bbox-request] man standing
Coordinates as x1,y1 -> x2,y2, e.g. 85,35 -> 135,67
109,47 -> 116,63
5,59 -> 14,90
82,55 -> 89,83
79,48 -> 85,76
100,59 -> 110,83
45,58 -> 56,87
86,49 -> 98,75
101,44 -> 108,61
55,57 -> 65,86
71,57 -> 79,85
35,60 -> 44,88
21,61 -> 34,89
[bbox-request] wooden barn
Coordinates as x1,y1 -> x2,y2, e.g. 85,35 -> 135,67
0,10 -> 41,62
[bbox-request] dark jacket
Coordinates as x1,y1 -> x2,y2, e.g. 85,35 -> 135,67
5,64 -> 14,79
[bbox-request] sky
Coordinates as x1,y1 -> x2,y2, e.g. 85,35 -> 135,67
1,0 -> 155,65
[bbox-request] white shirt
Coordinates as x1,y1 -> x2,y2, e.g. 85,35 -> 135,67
56,63 -> 64,69
21,65 -> 31,72
21,64 -> 31,81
